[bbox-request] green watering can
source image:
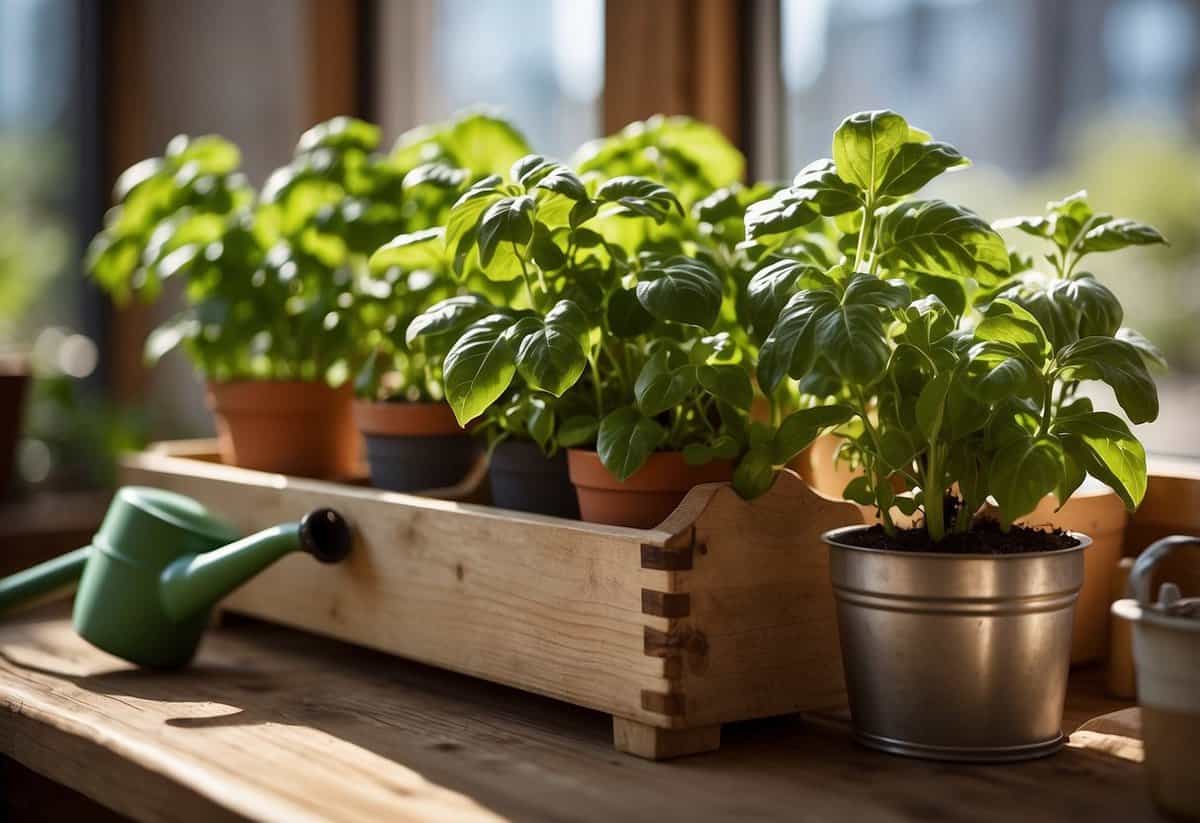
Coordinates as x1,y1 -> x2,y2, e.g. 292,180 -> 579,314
0,486 -> 351,668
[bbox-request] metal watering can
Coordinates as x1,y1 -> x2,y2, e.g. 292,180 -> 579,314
0,486 -> 351,668
1112,535 -> 1200,820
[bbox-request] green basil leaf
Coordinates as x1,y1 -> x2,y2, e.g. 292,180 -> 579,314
534,164 -> 589,202
732,445 -> 776,499
832,109 -> 910,194
813,301 -> 891,385
478,195 -> 536,269
877,199 -> 1010,285
989,434 -> 1064,524
446,179 -> 503,277
1054,273 -> 1123,339
743,159 -> 861,241
697,364 -> 753,410
1116,327 -> 1167,372
558,414 -> 599,447
405,294 -> 495,348
441,112 -> 532,178
595,176 -> 682,223
773,405 -> 855,465
515,300 -> 589,397
597,406 -> 667,481
635,349 -> 697,416
975,299 -> 1050,363
402,161 -> 468,191
527,396 -> 555,451
635,256 -> 723,329
369,227 -> 445,273
877,140 -> 968,198
915,370 -> 953,443
842,475 -> 874,505
843,273 -> 911,310
966,341 -> 1043,404
606,288 -> 655,338
1053,411 -> 1147,510
746,259 -> 826,337
994,214 -> 1051,239
756,288 -> 832,393
295,117 -> 379,155
1079,218 -> 1167,254
1056,336 -> 1159,424
443,314 -> 518,424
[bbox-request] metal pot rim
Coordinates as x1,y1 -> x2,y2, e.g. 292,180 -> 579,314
1112,598 -> 1200,634
822,524 -> 1091,560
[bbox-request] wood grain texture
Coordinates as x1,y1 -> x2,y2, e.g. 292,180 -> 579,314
0,605 -> 1154,822
120,449 -> 860,745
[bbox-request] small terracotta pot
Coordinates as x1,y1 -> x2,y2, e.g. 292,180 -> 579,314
207,381 -> 360,479
0,362 -> 30,500
353,400 -> 480,493
566,449 -> 732,529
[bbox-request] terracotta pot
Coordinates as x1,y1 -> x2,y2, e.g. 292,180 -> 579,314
1014,485 -> 1128,664
207,381 -> 360,479
0,361 -> 30,500
566,449 -> 732,529
353,400 -> 479,493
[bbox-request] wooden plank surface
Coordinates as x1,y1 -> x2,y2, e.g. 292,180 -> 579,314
0,604 -> 1157,822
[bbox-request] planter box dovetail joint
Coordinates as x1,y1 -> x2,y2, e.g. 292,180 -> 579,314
121,442 -> 860,759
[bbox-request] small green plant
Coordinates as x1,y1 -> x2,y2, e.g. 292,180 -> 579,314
745,110 -> 1163,540
399,145 -> 761,476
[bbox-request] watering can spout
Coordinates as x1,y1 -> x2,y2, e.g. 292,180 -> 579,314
159,508 -> 352,622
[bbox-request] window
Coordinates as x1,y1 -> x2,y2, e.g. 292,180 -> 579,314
375,0 -> 605,160
773,0 -> 1200,457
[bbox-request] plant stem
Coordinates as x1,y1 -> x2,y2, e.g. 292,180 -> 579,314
852,387 -> 896,536
852,205 -> 871,272
924,445 -> 945,543
587,349 -> 604,418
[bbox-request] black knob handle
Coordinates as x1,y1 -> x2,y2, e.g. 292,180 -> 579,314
299,508 -> 353,564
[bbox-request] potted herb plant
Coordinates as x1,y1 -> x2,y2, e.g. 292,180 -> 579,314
407,151 -> 762,526
745,110 -> 1161,760
356,112 -> 534,492
988,192 -> 1167,662
88,118 -> 395,478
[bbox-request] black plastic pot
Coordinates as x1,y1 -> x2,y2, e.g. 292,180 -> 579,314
488,440 -> 579,518
363,433 -> 480,492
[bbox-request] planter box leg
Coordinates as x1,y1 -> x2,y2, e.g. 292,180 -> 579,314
612,718 -> 720,760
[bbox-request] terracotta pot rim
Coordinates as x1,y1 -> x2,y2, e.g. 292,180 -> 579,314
207,380 -> 351,416
566,448 -> 733,493
352,399 -> 465,437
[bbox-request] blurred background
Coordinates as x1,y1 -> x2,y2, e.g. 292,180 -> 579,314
0,0 -> 1196,508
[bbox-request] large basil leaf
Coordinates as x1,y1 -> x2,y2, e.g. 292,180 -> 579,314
756,288 -> 833,392
1056,336 -> 1159,424
477,195 -> 536,269
877,199 -> 1010,285
446,177 -> 503,276
441,112 -> 532,178
1079,218 -> 1167,254
974,299 -> 1050,363
1055,274 -> 1123,338
743,159 -> 861,242
989,434 -> 1065,524
732,446 -> 776,499
369,227 -> 445,273
1053,411 -> 1147,510
773,405 -> 856,464
514,300 -> 589,397
606,287 -> 655,337
832,109 -> 910,194
405,294 -> 495,347
697,364 -> 753,410
597,406 -> 667,481
635,349 -> 697,416
1116,327 -> 1167,371
595,176 -> 681,223
635,257 -> 723,329
442,314 -> 519,424
966,341 -> 1043,404
842,273 -> 911,310
745,259 -> 825,338
876,141 -> 968,198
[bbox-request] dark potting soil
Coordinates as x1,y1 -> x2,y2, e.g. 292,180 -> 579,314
841,517 -> 1080,555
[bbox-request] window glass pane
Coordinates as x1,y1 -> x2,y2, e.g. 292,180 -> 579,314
0,0 -> 79,345
377,0 -> 604,159
778,0 -> 1200,457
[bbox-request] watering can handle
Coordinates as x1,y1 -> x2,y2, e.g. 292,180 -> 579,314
0,546 -> 90,615
1129,535 -> 1200,605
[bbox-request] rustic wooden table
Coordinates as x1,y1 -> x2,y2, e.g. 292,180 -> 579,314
0,603 -> 1159,822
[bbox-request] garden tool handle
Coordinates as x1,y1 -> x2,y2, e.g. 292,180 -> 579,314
0,546 -> 91,615
1129,535 -> 1200,605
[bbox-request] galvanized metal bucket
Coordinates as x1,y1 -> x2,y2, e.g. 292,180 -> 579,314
824,525 -> 1087,762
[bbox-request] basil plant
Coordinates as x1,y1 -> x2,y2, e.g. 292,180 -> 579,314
87,118 -> 410,383
399,147 -> 762,480
355,111 -> 535,402
743,110 -> 1163,541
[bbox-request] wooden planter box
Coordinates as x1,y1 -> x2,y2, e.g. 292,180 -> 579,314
121,442 -> 860,759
